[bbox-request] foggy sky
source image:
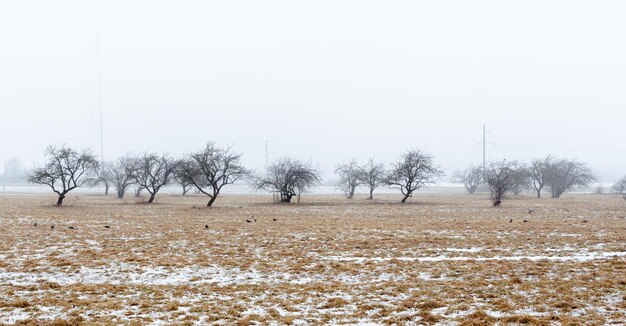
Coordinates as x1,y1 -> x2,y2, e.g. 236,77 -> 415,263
0,0 -> 625,182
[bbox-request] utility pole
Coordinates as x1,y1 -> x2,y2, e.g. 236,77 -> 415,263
95,27 -> 104,161
265,140 -> 270,173
483,124 -> 486,179
479,124 -> 495,182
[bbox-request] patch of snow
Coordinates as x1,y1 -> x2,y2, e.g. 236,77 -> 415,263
323,251 -> 626,263
0,309 -> 30,325
445,247 -> 483,253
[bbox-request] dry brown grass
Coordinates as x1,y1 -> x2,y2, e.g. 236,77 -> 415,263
0,192 -> 625,324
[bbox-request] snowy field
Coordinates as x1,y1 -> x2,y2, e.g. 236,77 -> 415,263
0,193 -> 625,325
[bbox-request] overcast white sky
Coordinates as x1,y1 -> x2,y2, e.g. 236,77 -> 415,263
0,0 -> 625,182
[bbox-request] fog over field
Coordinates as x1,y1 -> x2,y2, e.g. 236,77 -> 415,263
1,0 -> 625,182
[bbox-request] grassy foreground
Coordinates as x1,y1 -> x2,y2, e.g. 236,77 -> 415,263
0,193 -> 625,325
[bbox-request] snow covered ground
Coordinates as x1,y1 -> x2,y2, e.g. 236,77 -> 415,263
0,193 -> 624,324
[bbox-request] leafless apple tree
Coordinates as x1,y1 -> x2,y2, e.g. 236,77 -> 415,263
173,163 -> 195,196
385,150 -> 443,203
132,153 -> 178,204
334,159 -> 363,199
177,143 -> 248,207
27,145 -> 100,206
613,176 -> 626,200
360,158 -> 386,200
453,165 -> 483,194
546,159 -> 595,198
103,156 -> 137,199
529,155 -> 554,198
90,165 -> 112,196
510,163 -> 531,196
252,158 -> 321,203
486,160 -> 519,206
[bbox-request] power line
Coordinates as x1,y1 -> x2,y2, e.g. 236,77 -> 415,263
478,124 -> 495,180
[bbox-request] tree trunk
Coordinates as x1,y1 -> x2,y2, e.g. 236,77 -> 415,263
368,188 -> 374,200
148,194 -> 156,203
346,188 -> 355,199
182,186 -> 189,196
135,187 -> 143,197
117,189 -> 125,199
56,195 -> 65,207
207,196 -> 217,207
104,184 -> 109,196
401,193 -> 410,203
281,193 -> 293,203
537,189 -> 541,198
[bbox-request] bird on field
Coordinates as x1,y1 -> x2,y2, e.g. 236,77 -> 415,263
273,218 -> 278,222
252,215 -> 256,222
528,209 -> 535,214
205,224 -> 209,229
68,226 -> 75,230
582,220 -> 588,223
104,225 -> 110,229
509,218 -> 512,223
34,222 -> 37,227
51,225 -> 54,229
523,220 -> 529,223
246,219 -> 252,223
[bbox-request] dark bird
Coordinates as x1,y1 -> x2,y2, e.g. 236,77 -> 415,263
34,222 -> 37,227
68,226 -> 75,230
582,220 -> 588,223
509,218 -> 513,223
246,219 -> 252,223
205,224 -> 209,229
273,218 -> 278,222
528,209 -> 535,214
51,225 -> 54,229
252,215 -> 256,222
523,220 -> 529,223
104,226 -> 110,229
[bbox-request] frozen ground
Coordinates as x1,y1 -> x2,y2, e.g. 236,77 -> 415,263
0,193 -> 625,325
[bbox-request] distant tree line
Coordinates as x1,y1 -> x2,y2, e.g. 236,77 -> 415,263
25,144 -> 624,207
454,155 -> 600,206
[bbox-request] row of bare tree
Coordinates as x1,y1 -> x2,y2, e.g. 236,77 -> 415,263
454,156 -> 601,206
27,144 -> 624,207
28,143 -> 248,206
334,150 -> 444,203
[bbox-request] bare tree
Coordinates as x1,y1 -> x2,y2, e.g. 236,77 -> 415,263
105,156 -> 137,199
510,164 -> 531,196
529,155 -> 555,198
452,165 -> 483,194
546,159 -> 595,198
613,176 -> 626,200
252,157 -> 321,203
135,186 -> 145,197
360,158 -> 386,200
335,159 -> 363,199
132,153 -> 178,204
173,163 -> 194,196
486,160 -> 519,206
27,145 -> 100,206
177,143 -> 249,207
385,150 -> 444,203
90,164 -> 112,195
